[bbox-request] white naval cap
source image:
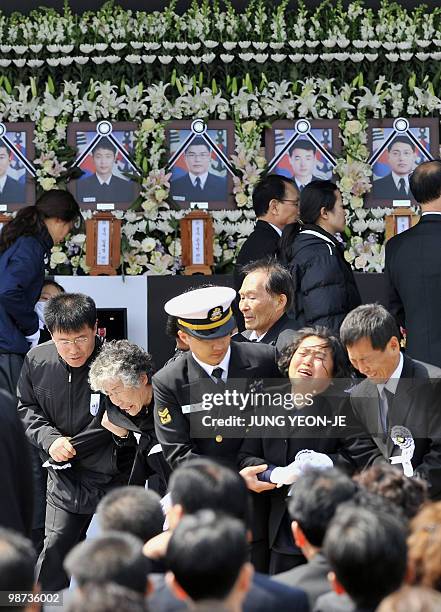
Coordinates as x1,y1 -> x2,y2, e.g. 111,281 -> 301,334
165,286 -> 237,339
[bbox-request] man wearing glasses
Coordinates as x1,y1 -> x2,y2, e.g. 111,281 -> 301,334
17,293 -> 131,591
170,136 -> 227,203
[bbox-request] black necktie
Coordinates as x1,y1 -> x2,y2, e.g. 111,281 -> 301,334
398,178 -> 407,197
299,184 -> 304,191
212,367 -> 224,384
195,177 -> 202,190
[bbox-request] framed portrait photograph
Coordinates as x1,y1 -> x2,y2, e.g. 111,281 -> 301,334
265,120 -> 340,191
167,120 -> 235,210
67,122 -> 139,210
0,122 -> 35,212
367,118 -> 439,207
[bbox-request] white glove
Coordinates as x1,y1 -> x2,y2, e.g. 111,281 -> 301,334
270,461 -> 302,486
25,329 -> 40,349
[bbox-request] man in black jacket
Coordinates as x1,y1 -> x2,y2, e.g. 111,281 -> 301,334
233,259 -> 298,352
340,304 -> 441,500
385,160 -> 441,367
17,293 -> 131,591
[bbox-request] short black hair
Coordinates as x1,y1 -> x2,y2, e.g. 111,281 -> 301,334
66,582 -> 148,612
166,510 -> 248,601
45,293 -> 96,334
97,486 -> 164,543
165,315 -> 180,339
64,532 -> 151,594
288,469 -> 357,547
92,136 -> 116,156
324,504 -> 407,608
387,135 -> 415,152
186,136 -> 210,152
409,159 -> 441,204
241,257 -> 294,312
289,139 -> 317,156
169,459 -> 250,527
0,528 -> 36,594
252,173 -> 298,217
278,326 -> 353,378
340,304 -> 399,350
300,180 -> 339,224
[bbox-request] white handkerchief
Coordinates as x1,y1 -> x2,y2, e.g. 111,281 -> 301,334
42,460 -> 72,470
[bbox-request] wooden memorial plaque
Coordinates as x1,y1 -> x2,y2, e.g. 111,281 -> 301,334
385,207 -> 419,241
180,210 -> 213,275
85,211 -> 121,275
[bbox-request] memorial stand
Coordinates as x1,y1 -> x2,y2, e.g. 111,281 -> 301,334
385,207 -> 419,241
85,211 -> 121,275
180,210 -> 214,275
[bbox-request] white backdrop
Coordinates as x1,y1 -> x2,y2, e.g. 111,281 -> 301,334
54,276 -> 148,350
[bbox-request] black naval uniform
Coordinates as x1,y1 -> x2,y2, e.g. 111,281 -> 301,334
153,341 -> 280,470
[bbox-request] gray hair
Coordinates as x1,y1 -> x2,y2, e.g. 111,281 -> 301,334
89,340 -> 155,392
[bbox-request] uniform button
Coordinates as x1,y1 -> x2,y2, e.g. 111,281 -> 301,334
215,434 -> 223,443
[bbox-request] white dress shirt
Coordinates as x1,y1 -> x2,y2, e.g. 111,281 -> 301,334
192,346 -> 231,383
189,172 -> 208,189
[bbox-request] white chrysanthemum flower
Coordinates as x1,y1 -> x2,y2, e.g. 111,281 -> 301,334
27,59 -> 44,67
59,57 -> 73,66
416,53 -> 429,61
305,40 -> 320,48
368,41 -> 381,48
238,41 -> 252,49
111,42 -> 126,50
238,53 -> 253,61
223,41 -> 236,50
190,56 -> 202,64
271,54 -> 286,62
220,54 -> 234,62
159,55 -> 173,64
60,44 -> 74,53
365,53 -> 378,61
353,40 -> 368,49
289,40 -> 303,48
400,53 -> 413,61
204,40 -> 218,48
13,45 -> 28,54
416,40 -> 431,48
79,44 -> 94,53
126,54 -> 142,63
105,55 -> 121,64
350,53 -> 364,62
304,54 -> 318,63
253,42 -> 268,49
29,44 -> 43,52
92,56 -> 106,64
337,39 -> 350,48
163,42 -> 175,49
74,56 -> 89,64
142,55 -> 156,63
202,53 -> 215,63
130,41 -> 144,49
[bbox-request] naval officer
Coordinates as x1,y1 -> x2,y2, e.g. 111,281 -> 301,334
152,285 -> 280,470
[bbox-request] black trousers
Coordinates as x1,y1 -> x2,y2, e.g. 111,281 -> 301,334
36,499 -> 93,591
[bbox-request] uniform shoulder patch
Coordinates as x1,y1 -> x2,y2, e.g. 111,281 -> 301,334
158,407 -> 172,425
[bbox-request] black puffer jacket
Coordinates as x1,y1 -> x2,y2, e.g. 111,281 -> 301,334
283,225 -> 361,333
17,338 -> 128,514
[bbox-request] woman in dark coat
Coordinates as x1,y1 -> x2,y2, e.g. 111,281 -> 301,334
0,189 -> 80,394
238,327 -> 370,575
279,180 -> 361,333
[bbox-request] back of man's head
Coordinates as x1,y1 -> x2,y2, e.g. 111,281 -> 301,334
340,303 -> 399,350
252,173 -> 296,218
0,528 -> 36,593
409,159 -> 441,205
45,292 -> 96,334
64,532 -> 151,594
288,469 -> 358,548
168,459 -> 250,526
97,487 -> 164,543
324,504 -> 407,608
65,582 -> 148,612
166,510 -> 251,603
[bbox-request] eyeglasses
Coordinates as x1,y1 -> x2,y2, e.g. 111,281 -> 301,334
185,153 -> 210,159
280,199 -> 300,207
54,336 -> 90,347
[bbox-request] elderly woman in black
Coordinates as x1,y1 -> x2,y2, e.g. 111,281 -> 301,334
239,326 -> 372,575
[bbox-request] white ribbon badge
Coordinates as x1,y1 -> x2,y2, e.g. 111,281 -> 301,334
390,425 -> 415,477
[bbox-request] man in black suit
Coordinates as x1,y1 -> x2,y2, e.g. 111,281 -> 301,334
373,135 -> 416,200
233,259 -> 298,352
170,137 -> 227,204
340,304 -> 441,499
76,137 -> 134,204
233,174 -> 299,331
289,139 -> 322,191
274,469 -> 357,609
386,160 -> 441,366
153,285 -> 280,471
0,145 -> 25,204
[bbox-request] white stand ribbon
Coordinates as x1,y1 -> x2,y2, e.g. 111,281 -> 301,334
390,425 -> 415,477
